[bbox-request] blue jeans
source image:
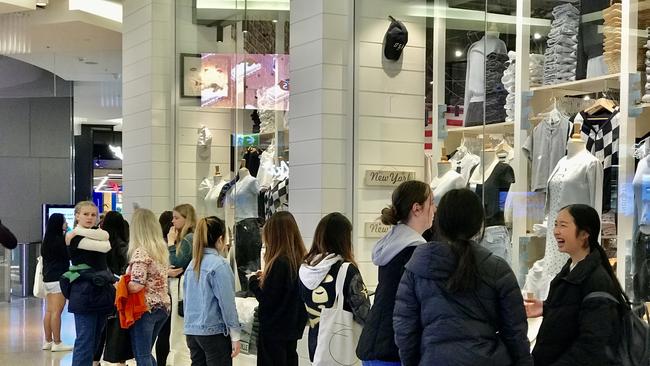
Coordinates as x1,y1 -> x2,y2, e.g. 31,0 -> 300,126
362,361 -> 401,366
72,312 -> 107,366
130,308 -> 169,366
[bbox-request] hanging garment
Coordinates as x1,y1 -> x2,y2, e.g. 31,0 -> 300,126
523,112 -> 571,191
243,148 -> 261,177
474,162 -> 515,227
235,218 -> 262,292
449,150 -> 481,185
265,178 -> 289,220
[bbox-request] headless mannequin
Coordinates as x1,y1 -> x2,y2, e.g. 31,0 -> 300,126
239,167 -> 250,179
566,135 -> 587,158
469,149 -> 498,186
437,161 -> 452,177
204,166 -> 226,219
432,149 -> 465,204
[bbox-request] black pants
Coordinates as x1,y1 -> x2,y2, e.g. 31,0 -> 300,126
155,311 -> 171,366
186,334 -> 232,366
634,232 -> 650,301
257,336 -> 298,366
235,218 -> 262,291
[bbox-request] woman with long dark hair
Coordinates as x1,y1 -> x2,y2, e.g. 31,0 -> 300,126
41,213 -> 73,352
298,212 -> 371,362
357,180 -> 435,365
249,211 -> 308,366
393,189 -> 531,366
525,204 -> 625,365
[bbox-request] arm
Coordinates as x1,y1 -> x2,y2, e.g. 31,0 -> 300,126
77,237 -> 111,253
209,262 -> 241,338
393,270 -> 421,366
345,265 -> 370,325
128,249 -> 149,294
249,259 -> 289,305
0,220 -> 18,249
169,235 -> 193,269
548,298 -> 618,366
494,261 -> 533,366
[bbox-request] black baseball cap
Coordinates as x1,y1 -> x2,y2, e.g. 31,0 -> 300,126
384,16 -> 408,61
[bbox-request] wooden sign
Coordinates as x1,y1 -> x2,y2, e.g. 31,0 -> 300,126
364,170 -> 415,187
365,222 -> 391,238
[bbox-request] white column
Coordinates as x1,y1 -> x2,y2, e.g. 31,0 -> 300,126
122,0 -> 174,216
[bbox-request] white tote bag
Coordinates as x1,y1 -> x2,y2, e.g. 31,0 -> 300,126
33,256 -> 46,298
313,262 -> 362,366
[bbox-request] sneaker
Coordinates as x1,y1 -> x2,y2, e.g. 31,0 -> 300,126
41,341 -> 52,350
51,342 -> 73,352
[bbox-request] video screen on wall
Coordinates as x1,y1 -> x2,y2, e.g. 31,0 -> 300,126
198,53 -> 290,111
42,204 -> 75,237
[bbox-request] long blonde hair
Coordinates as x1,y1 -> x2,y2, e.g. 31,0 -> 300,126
192,216 -> 226,278
261,212 -> 306,287
173,204 -> 197,255
128,208 -> 170,267
74,201 -> 98,228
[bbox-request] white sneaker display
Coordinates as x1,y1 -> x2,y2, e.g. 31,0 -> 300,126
41,341 -> 52,350
51,342 -> 73,352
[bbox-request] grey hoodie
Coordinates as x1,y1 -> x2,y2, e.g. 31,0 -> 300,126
298,253 -> 342,290
372,224 -> 426,266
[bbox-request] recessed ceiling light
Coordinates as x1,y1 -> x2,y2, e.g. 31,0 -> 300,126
454,50 -> 463,58
583,95 -> 591,101
36,0 -> 48,7
533,32 -> 542,40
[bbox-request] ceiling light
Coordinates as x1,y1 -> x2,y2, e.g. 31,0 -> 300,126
272,19 -> 278,23
36,0 -> 48,7
533,32 -> 542,40
583,95 -> 591,101
454,50 -> 463,58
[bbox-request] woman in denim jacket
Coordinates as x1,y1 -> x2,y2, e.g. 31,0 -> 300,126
183,216 -> 241,366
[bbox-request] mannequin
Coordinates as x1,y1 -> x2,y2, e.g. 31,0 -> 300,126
469,147 -> 498,186
239,166 -> 250,179
204,166 -> 227,220
449,139 -> 481,185
431,148 -> 465,205
230,166 -> 261,291
538,125 -> 603,288
486,22 -> 500,38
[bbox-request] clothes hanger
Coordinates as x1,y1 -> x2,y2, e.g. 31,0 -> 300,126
584,91 -> 617,115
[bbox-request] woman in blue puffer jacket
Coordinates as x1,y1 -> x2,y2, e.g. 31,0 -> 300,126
393,189 -> 532,366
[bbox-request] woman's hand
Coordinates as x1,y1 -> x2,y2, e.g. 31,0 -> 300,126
167,227 -> 177,246
168,267 -> 183,278
524,298 -> 543,318
231,340 -> 241,358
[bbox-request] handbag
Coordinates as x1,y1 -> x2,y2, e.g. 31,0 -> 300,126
177,274 -> 184,317
313,262 -> 362,366
103,311 -> 134,362
33,256 -> 46,298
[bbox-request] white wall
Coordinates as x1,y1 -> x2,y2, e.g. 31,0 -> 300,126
353,0 -> 426,288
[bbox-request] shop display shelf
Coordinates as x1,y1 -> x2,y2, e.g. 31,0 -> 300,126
447,121 -> 514,134
530,73 -> 620,96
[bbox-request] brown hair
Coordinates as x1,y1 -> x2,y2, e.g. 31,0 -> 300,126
380,180 -> 432,225
260,212 -> 307,287
173,204 -> 197,255
304,212 -> 356,266
192,216 -> 226,278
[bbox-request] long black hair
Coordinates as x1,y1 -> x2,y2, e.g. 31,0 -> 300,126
561,204 -> 629,304
43,213 -> 65,242
435,189 -> 485,292
102,211 -> 127,244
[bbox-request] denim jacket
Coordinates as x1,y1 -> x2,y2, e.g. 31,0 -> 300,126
183,248 -> 241,337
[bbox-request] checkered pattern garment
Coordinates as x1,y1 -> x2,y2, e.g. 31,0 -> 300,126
265,178 -> 289,219
574,108 -> 620,170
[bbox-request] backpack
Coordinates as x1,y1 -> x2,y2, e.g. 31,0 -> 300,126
583,292 -> 650,366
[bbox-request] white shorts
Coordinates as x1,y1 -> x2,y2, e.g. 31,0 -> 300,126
43,281 -> 62,294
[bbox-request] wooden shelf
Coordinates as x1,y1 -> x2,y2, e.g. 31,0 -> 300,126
447,121 -> 514,134
530,74 -> 620,96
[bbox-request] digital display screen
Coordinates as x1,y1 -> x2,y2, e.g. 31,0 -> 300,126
42,204 -> 75,237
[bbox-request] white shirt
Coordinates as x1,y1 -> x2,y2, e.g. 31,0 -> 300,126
431,170 -> 465,205
229,175 -> 260,222
449,151 -> 481,185
204,177 -> 227,220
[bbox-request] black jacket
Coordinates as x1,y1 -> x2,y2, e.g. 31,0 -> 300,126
532,249 -> 621,366
393,241 -> 532,366
0,220 -> 17,249
107,237 -> 128,275
356,246 -> 415,361
249,256 -> 308,341
41,234 -> 70,282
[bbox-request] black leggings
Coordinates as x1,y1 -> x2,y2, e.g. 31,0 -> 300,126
155,312 -> 171,366
186,334 -> 232,366
257,336 -> 299,366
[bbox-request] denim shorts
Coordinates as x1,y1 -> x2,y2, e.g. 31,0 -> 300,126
480,226 -> 511,265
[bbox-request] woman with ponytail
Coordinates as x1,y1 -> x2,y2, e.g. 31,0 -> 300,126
393,189 -> 532,366
525,204 -> 624,366
357,180 -> 434,365
183,216 -> 241,365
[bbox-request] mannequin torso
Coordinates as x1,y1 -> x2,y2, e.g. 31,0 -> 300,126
469,150 -> 498,185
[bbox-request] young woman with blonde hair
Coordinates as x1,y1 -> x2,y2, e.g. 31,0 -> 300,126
167,203 -> 197,364
183,216 -> 241,366
64,201 -> 114,366
127,208 -> 171,366
249,211 -> 308,366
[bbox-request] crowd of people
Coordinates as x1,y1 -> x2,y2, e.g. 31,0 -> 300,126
34,178 -> 630,366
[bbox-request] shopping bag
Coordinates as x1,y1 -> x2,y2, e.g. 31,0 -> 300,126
33,256 -> 45,298
313,262 -> 362,366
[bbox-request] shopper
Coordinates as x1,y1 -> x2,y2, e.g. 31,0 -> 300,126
64,201 -> 116,366
393,189 -> 532,366
525,204 -> 625,366
126,208 -> 171,366
168,204 -> 197,365
298,212 -> 371,362
0,219 -> 17,249
249,211 -> 308,366
41,213 -> 73,352
93,211 -> 130,365
183,216 -> 241,366
155,210 -> 173,366
357,180 -> 434,365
